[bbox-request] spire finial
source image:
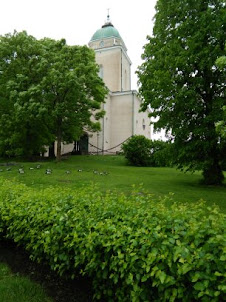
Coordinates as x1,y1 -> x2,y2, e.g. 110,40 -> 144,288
102,9 -> 113,28
107,8 -> 110,22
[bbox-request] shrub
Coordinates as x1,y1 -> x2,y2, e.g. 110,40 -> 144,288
121,135 -> 152,166
122,136 -> 173,167
0,178 -> 225,301
149,140 -> 173,167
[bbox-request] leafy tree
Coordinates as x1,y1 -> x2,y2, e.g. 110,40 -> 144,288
0,32 -> 107,160
39,38 -> 107,161
137,0 -> 226,184
0,31 -> 53,158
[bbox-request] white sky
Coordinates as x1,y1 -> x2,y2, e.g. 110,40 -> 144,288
0,0 -> 157,90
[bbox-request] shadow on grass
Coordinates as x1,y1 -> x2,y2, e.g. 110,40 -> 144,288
0,239 -> 94,302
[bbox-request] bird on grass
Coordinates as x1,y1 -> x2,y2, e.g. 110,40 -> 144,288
45,169 -> 52,175
18,168 -> 24,174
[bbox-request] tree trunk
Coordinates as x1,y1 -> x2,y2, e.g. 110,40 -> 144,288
202,161 -> 224,185
56,136 -> 61,161
49,142 -> 56,159
56,118 -> 62,161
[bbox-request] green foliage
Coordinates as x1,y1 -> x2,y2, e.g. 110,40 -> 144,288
122,135 -> 152,166
215,105 -> 226,140
216,43 -> 226,71
137,0 -> 226,185
122,136 -> 173,167
0,31 -> 52,158
215,44 -> 226,143
0,178 -> 225,301
149,140 -> 173,167
0,31 -> 108,160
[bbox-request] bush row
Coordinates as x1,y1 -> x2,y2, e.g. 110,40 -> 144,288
0,178 -> 225,301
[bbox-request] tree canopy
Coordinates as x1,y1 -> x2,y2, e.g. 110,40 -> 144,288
0,31 -> 107,160
137,0 -> 226,184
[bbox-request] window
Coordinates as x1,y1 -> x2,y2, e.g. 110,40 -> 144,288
142,119 -> 146,130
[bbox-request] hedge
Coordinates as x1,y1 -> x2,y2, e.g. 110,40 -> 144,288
0,178 -> 225,301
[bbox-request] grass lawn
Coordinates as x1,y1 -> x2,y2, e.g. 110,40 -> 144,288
0,262 -> 52,302
0,155 -> 225,212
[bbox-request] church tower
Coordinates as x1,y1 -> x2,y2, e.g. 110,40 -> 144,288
50,15 -> 151,156
87,16 -> 151,154
88,15 -> 131,92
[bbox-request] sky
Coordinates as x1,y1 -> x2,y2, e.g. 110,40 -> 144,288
0,0 -> 157,90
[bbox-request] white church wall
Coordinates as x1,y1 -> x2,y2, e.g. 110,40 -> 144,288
121,51 -> 131,91
110,92 -> 133,153
88,94 -> 112,154
133,94 -> 151,139
95,48 -> 122,92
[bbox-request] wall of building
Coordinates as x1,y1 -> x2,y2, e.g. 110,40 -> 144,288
95,48 -> 121,92
110,92 -> 133,152
133,94 -> 151,139
94,47 -> 131,92
88,94 -> 112,154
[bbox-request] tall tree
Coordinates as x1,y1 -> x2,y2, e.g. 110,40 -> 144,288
0,31 -> 53,158
137,0 -> 226,184
39,38 -> 107,161
0,32 -> 107,160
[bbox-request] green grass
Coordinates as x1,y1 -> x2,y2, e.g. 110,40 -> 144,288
0,155 -> 225,212
0,263 -> 51,302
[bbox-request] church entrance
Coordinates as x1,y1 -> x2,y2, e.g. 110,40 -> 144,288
72,133 -> 89,155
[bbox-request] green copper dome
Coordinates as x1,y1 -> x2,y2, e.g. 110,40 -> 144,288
90,22 -> 121,41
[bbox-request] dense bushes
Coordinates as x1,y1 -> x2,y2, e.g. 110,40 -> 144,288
149,140 -> 173,167
0,178 -> 225,301
121,135 -> 173,167
121,135 -> 152,166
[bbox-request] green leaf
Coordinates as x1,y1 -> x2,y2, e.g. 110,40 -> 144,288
194,282 -> 205,291
159,271 -> 167,284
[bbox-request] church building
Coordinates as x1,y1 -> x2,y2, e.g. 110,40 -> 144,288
61,16 -> 151,155
86,16 -> 151,154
